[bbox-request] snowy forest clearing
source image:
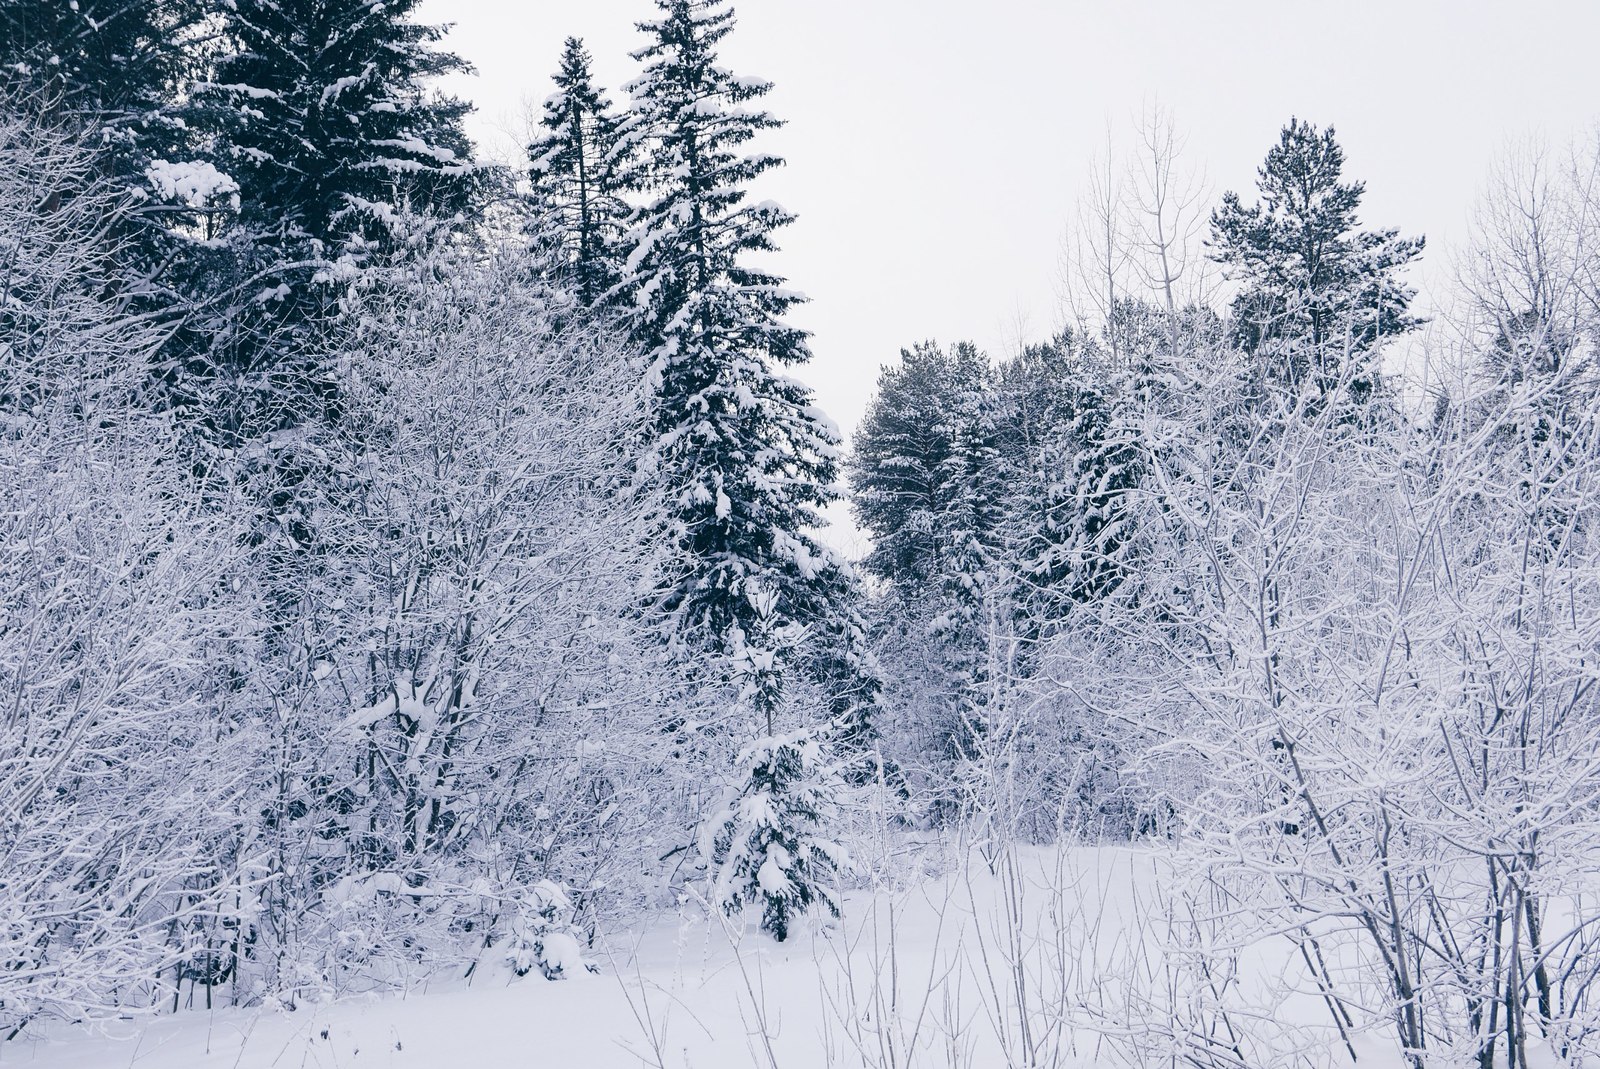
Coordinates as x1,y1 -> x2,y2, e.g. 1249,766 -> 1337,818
3,844 -> 1401,1069
7,0 -> 1600,1067
9,843 -> 1539,1069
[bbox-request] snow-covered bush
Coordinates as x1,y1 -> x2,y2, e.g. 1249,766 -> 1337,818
0,105 -> 251,1036
231,242 -> 689,1000
1042,336 -> 1600,1066
497,880 -> 589,981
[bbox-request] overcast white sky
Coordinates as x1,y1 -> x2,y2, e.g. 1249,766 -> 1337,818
420,0 -> 1600,549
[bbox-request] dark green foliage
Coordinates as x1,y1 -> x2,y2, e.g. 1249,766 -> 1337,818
1211,118 -> 1423,405
0,0 -> 199,168
849,340 -> 1004,772
211,0 -> 477,246
0,0 -> 212,289
1005,335 -> 1142,627
992,334 -> 1087,470
199,0 -> 478,314
851,341 -> 1001,593
528,37 -> 628,305
1028,381 -> 1143,610
176,0 -> 480,447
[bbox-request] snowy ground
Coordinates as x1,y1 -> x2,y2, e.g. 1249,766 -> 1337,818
8,844 -> 1400,1069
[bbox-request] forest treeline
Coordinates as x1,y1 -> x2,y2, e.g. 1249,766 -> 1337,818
2,1 -> 1599,1065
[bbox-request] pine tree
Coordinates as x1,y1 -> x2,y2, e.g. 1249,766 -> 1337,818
850,342 -> 951,588
1041,303 -> 1230,620
1210,118 -> 1423,407
1021,378 -> 1143,619
931,344 -> 1004,698
617,0 -> 849,683
850,341 -> 1004,769
528,37 -> 627,305
992,334 -> 1086,476
1006,343 -> 1091,604
794,568 -> 886,775
851,342 -> 1004,615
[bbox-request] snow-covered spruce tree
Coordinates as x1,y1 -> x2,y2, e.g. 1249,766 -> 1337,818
0,0 -> 195,130
1210,118 -> 1423,410
699,584 -> 848,941
992,333 -> 1089,470
931,343 -> 1006,705
187,0 -> 479,446
703,725 -> 848,943
1017,379 -> 1141,627
0,105 -> 251,1039
618,0 -> 847,668
851,341 -> 1007,617
990,334 -> 1090,645
852,342 -> 968,589
1009,303 -> 1215,633
528,37 -> 629,306
617,0 -> 866,934
0,0 -> 216,284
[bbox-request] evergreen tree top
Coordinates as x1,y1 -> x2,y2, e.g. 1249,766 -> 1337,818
615,0 -> 845,668
850,341 -> 1000,587
620,0 -> 807,369
528,36 -> 629,305
1210,117 -> 1424,370
204,0 -> 478,252
1254,119 -> 1358,222
622,0 -> 785,197
632,0 -> 739,66
1212,120 -> 1418,279
533,36 -> 616,171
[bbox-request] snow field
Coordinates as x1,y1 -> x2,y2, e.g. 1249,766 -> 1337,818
16,843 -> 1413,1069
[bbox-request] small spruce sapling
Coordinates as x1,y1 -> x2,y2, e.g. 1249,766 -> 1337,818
704,727 -> 849,943
701,585 -> 849,942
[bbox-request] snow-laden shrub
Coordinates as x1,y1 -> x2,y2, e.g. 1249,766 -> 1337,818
1043,336 -> 1600,1066
229,243 -> 691,1003
0,104 -> 251,1036
497,880 -> 588,981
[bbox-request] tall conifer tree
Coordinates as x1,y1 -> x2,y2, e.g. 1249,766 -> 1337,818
529,37 -> 627,305
850,341 -> 1004,767
617,0 -> 850,682
618,0 -> 874,936
851,341 -> 1004,620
